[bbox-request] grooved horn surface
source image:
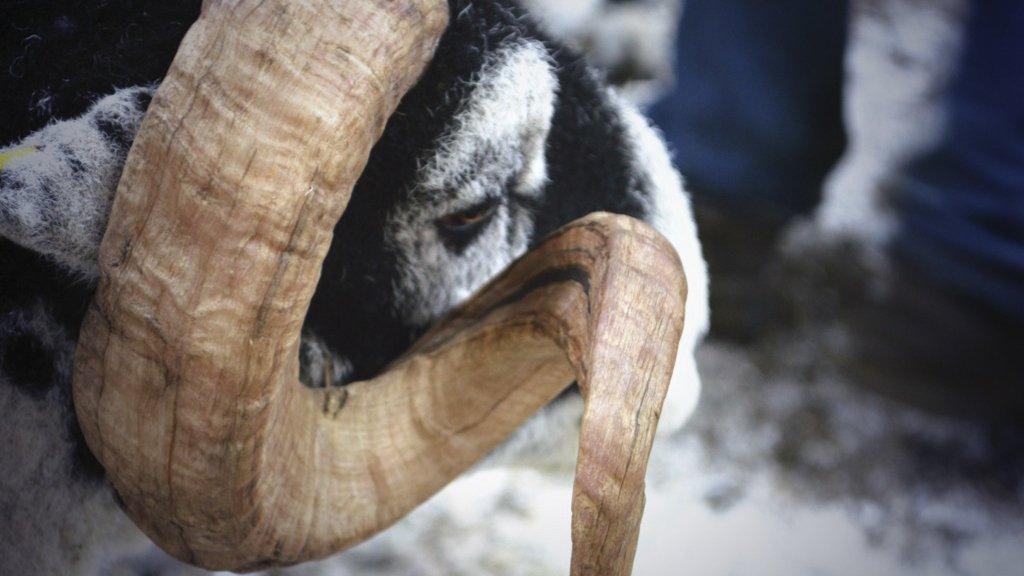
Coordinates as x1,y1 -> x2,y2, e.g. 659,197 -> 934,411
71,1 -> 686,574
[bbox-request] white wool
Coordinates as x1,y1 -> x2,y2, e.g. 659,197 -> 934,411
389,40 -> 557,326
417,41 -> 555,198
0,87 -> 152,278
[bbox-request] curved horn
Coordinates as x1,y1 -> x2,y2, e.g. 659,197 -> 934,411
72,1 -> 687,574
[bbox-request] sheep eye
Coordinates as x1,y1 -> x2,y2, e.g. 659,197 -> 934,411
435,199 -> 500,252
437,200 -> 498,232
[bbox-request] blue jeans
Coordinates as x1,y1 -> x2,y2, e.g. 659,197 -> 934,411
648,0 -> 847,220
894,0 -> 1024,330
654,0 -> 1024,332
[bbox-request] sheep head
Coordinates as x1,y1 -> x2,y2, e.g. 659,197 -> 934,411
71,1 -> 687,574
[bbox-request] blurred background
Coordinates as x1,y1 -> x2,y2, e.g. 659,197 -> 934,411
513,1 -> 1024,574
122,0 -> 1023,574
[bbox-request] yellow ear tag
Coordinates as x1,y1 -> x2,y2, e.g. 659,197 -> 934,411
0,145 -> 40,171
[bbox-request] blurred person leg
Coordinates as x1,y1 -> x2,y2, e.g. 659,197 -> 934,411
859,0 -> 1024,416
650,0 -> 847,220
648,0 -> 848,340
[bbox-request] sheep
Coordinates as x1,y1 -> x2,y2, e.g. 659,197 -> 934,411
0,1 -> 708,574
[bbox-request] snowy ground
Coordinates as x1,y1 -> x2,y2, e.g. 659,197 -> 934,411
637,343 -> 1024,576
353,342 -> 1024,576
